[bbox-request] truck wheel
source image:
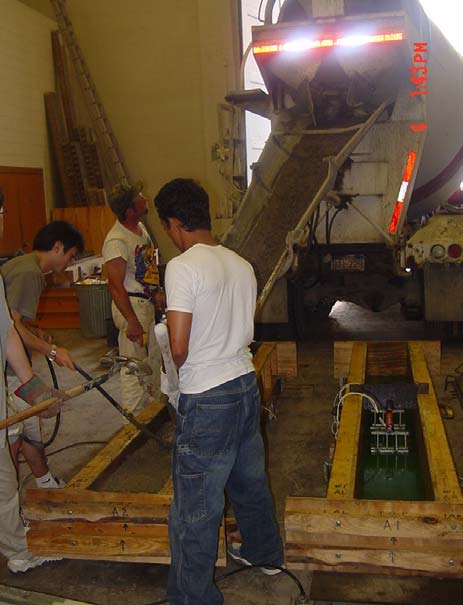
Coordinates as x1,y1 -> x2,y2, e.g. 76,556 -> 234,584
290,284 -> 334,340
400,303 -> 423,321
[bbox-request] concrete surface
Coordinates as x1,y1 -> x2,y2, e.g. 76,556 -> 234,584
0,302 -> 463,604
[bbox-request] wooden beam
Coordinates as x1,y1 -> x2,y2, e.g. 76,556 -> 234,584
408,342 -> 462,503
276,341 -> 297,378
286,546 -> 463,575
286,497 -> 463,575
327,342 -> 367,499
25,491 -> 226,565
24,489 -> 172,522
334,340 -> 441,379
67,400 -> 165,490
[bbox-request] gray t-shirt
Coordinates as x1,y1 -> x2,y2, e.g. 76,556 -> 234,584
0,279 -> 13,447
0,253 -> 46,320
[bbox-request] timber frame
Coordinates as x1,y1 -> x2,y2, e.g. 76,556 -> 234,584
285,340 -> 463,577
23,341 -> 297,565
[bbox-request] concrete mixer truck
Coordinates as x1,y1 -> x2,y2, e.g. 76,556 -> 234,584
223,0 -> 463,337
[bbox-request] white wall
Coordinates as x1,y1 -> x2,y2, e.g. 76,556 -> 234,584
62,0 -> 241,260
0,0 -> 56,211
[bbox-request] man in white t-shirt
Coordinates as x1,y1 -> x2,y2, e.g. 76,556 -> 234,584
103,186 -> 163,412
154,178 -> 283,605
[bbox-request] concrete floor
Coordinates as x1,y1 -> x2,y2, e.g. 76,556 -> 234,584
1,302 -> 463,604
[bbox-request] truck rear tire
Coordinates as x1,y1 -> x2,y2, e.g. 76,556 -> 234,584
290,284 -> 335,340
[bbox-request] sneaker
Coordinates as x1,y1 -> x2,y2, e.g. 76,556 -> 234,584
8,555 -> 62,573
36,475 -> 65,489
228,542 -> 285,576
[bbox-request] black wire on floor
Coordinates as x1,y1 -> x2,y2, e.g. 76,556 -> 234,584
143,564 -> 308,605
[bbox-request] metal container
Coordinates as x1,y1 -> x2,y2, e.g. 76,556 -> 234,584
75,279 -> 112,338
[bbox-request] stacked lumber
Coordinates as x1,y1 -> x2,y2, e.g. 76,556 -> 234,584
46,31 -> 109,207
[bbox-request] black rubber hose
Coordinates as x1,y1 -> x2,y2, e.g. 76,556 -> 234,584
43,357 -> 61,448
73,363 -> 160,442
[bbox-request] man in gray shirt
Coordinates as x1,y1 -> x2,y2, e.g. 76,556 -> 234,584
1,221 -> 83,488
0,191 -> 65,572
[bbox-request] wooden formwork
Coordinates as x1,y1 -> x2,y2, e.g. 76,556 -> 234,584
23,341 -> 297,565
285,340 -> 463,577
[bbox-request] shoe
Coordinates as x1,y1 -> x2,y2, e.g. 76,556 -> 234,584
228,542 -> 285,576
36,475 -> 65,489
8,555 -> 62,573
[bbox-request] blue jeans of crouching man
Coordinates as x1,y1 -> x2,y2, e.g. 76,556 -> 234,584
167,371 -> 283,605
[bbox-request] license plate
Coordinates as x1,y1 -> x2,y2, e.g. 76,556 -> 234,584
331,254 -> 365,271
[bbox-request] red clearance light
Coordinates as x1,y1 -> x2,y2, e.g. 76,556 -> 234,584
448,244 -> 462,259
253,32 -> 404,55
389,151 -> 418,234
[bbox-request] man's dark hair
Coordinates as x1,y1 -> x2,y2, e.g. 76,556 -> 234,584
33,221 -> 84,254
154,179 -> 211,231
109,186 -> 138,222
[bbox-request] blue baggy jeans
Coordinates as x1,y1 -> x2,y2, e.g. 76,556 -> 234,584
167,371 -> 283,605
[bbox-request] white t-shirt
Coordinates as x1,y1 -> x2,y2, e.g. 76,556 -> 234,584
165,244 -> 256,394
102,221 -> 159,295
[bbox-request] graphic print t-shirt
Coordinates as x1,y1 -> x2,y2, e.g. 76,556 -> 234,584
102,221 -> 160,295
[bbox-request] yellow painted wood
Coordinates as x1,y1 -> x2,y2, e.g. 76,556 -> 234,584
408,342 -> 462,503
158,476 -> 174,495
327,341 -> 367,499
67,400 -> 165,489
252,342 -> 276,377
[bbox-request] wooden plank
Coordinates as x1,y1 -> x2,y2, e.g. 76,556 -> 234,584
39,288 -> 78,299
51,31 -> 76,138
366,341 -> 408,376
158,476 -> 173,495
286,496 -> 463,516
327,342 -> 367,499
24,489 -> 172,522
26,512 -> 226,566
252,342 -> 276,377
334,340 -> 441,379
36,298 -> 80,314
66,400 -> 165,490
285,497 -> 463,574
408,342 -> 462,503
286,531 -> 463,553
35,312 -> 80,329
276,341 -> 297,377
286,508 -> 463,542
285,545 -> 463,575
44,92 -> 75,206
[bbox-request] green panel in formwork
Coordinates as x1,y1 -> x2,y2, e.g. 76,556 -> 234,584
357,410 -> 426,501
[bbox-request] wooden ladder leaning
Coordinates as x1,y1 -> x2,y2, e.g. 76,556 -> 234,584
50,0 -> 130,188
